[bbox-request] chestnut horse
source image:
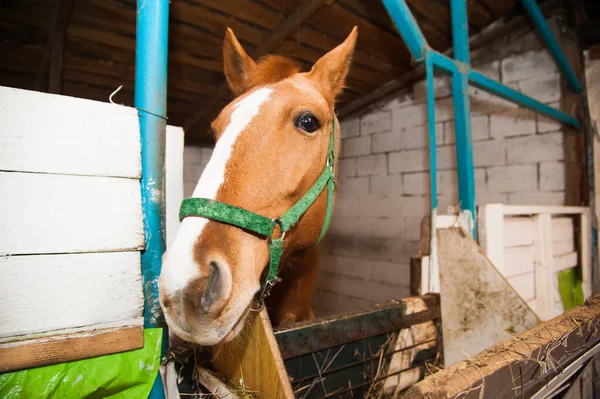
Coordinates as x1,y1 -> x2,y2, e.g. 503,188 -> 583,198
159,27 -> 358,345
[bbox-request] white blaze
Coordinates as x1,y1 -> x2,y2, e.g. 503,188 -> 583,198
160,87 -> 273,295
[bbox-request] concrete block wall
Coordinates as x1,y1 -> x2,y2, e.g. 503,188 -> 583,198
314,42 -> 568,315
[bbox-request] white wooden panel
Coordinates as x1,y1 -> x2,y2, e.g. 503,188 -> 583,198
507,272 -> 535,301
553,239 -> 575,256
0,172 -> 144,255
533,214 -> 554,320
502,205 -> 588,215
0,86 -> 140,178
0,252 -> 143,338
554,252 -> 578,272
503,246 -> 534,277
580,211 -> 592,299
166,125 -> 184,249
552,217 -> 574,242
478,204 -> 505,272
504,217 -> 534,247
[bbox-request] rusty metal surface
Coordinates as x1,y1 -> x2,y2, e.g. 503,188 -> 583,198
274,294 -> 440,360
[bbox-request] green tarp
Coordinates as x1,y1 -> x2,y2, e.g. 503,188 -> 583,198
0,328 -> 162,399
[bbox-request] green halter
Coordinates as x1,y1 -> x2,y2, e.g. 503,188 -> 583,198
179,117 -> 336,301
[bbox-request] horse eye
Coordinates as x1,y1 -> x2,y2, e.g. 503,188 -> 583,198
295,114 -> 320,133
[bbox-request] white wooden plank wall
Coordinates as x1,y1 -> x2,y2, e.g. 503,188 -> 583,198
0,252 -> 143,338
0,87 -> 141,178
0,172 -> 144,255
0,87 -> 148,346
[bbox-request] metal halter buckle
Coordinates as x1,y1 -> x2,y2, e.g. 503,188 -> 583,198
260,277 -> 283,299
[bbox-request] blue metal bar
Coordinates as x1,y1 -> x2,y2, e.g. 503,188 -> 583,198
521,0 -> 583,93
426,53 -> 440,292
381,0 -> 429,61
451,0 -> 470,64
429,50 -> 580,127
450,0 -> 476,237
135,0 -> 169,397
468,69 -> 580,127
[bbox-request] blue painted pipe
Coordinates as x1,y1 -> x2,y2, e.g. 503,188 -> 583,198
451,0 -> 470,64
429,51 -> 580,127
381,0 -> 429,61
135,0 -> 169,397
450,0 -> 476,237
521,0 -> 583,93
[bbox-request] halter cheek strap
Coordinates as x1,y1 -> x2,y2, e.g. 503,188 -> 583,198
179,116 -> 336,302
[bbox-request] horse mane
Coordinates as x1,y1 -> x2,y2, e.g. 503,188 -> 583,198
246,55 -> 301,89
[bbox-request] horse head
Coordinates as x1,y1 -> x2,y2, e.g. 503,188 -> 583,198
159,27 -> 357,345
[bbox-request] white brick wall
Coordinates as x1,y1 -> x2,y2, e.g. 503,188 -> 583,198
316,42 -> 568,315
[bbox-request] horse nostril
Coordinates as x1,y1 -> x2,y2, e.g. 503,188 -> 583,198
200,261 -> 222,314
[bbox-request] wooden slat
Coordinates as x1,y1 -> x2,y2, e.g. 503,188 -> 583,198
212,309 -> 294,399
0,86 -> 140,178
502,205 -> 589,215
166,125 -> 184,249
533,214 -> 555,320
503,246 -> 535,277
0,172 -> 144,255
478,203 -> 505,272
580,211 -> 592,299
504,217 -> 535,247
552,216 -> 575,242
0,251 -> 143,338
0,324 -> 143,373
554,252 -> 579,272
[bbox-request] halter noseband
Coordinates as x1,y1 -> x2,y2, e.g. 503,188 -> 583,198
179,116 -> 336,305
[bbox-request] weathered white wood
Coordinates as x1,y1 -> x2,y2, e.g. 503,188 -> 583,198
503,246 -> 534,277
166,125 -> 184,249
437,227 -> 539,367
507,272 -> 535,301
580,211 -> 593,299
533,214 -> 555,320
503,205 -> 588,216
0,86 -> 140,178
0,251 -> 143,338
478,204 -> 505,272
554,252 -> 578,272
0,172 -> 144,255
420,255 -> 430,294
504,217 -> 535,247
553,239 -> 575,256
552,217 -> 575,242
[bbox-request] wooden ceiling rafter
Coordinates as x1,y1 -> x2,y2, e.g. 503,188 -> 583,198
183,0 -> 335,136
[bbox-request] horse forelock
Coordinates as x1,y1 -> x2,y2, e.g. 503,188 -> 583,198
245,55 -> 301,91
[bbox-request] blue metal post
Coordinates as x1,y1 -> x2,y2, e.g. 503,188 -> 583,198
135,0 -> 169,397
426,53 -> 439,292
381,0 -> 429,61
450,0 -> 477,237
521,0 -> 583,93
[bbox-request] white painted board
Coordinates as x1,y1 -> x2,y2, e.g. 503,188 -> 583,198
0,86 -> 141,178
0,172 -> 144,255
0,251 -> 143,338
166,125 -> 184,249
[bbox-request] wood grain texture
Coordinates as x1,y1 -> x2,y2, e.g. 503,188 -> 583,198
0,251 -> 143,338
0,324 -> 143,372
0,172 -> 144,255
0,86 -> 140,178
437,227 -> 539,366
212,309 -> 294,399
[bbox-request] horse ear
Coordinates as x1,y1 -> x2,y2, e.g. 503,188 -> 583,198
223,28 -> 256,96
309,26 -> 358,102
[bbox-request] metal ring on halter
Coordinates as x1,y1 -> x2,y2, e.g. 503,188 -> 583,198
269,217 -> 286,242
249,297 -> 265,312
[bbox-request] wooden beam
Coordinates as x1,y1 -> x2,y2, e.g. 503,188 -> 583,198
35,0 -> 74,93
183,0 -> 333,134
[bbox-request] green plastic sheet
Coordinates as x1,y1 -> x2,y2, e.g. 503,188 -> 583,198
0,328 -> 162,399
557,267 -> 585,311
